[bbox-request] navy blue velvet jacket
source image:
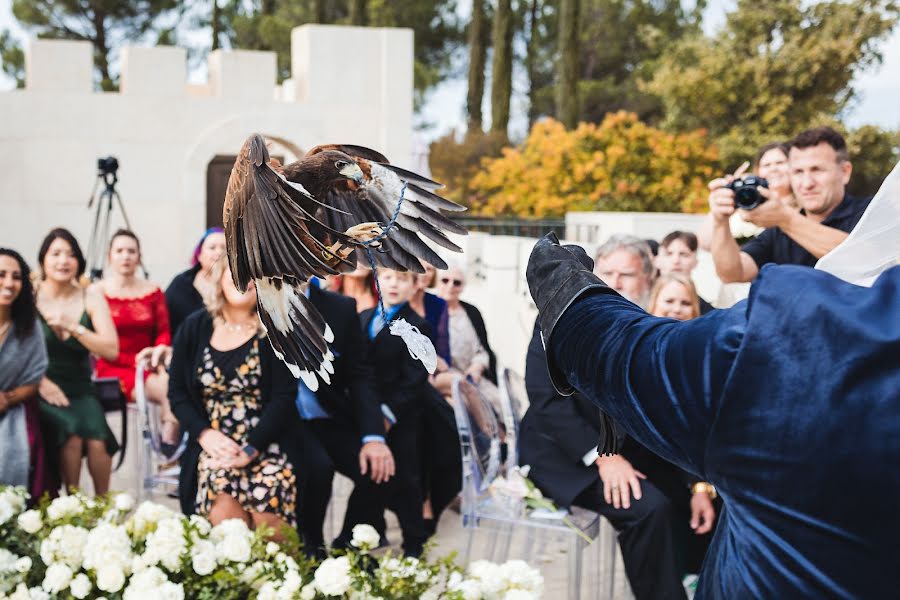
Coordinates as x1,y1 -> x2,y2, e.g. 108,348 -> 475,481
550,264 -> 900,599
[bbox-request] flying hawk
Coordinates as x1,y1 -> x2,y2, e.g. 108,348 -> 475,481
224,134 -> 466,390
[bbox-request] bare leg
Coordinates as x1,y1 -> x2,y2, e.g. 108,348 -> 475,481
59,435 -> 84,492
146,372 -> 179,445
209,493 -> 252,527
250,511 -> 291,542
85,439 -> 112,495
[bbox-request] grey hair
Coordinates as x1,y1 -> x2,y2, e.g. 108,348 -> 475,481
594,234 -> 655,280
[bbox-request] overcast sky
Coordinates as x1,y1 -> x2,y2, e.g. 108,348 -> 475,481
2,0 -> 898,142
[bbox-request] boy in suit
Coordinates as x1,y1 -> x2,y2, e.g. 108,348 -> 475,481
356,268 -> 432,556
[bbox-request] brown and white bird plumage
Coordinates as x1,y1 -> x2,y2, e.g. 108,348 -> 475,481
223,134 -> 466,389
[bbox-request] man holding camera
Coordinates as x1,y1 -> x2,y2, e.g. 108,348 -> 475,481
708,127 -> 870,283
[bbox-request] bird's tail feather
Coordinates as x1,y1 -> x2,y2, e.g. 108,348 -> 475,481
255,277 -> 334,391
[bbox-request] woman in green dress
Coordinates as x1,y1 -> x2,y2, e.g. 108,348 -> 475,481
35,228 -> 119,494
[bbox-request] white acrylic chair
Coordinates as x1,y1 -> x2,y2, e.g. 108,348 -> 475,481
133,364 -> 188,501
453,376 -> 611,600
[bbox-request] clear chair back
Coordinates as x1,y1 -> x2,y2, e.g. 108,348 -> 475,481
134,364 -> 187,498
498,368 -> 529,470
451,376 -> 503,521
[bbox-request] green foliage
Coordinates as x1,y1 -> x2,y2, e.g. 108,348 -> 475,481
846,125 -> 900,197
646,0 -> 900,169
0,29 -> 25,88
9,0 -> 181,91
428,129 -> 509,208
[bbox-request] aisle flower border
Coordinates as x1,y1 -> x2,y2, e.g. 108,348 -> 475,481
0,486 -> 543,600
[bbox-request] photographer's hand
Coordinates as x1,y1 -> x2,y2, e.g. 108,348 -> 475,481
739,187 -> 790,229
708,162 -> 750,225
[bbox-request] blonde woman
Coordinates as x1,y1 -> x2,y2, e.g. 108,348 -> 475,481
648,273 -> 701,321
167,259 -> 300,537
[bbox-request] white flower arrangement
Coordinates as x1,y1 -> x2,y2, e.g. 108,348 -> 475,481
0,485 -> 545,599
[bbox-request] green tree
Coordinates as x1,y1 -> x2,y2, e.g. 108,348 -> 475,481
8,0 -> 181,91
556,0 -> 580,128
646,0 -> 899,168
0,30 -> 25,88
466,0 -> 489,131
846,125 -> 900,198
490,0 -> 514,136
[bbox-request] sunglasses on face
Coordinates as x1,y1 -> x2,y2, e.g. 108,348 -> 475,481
440,277 -> 463,287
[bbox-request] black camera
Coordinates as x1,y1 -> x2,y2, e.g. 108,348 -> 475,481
97,156 -> 119,176
726,175 -> 768,210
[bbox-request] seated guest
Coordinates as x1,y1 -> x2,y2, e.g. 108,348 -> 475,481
92,230 -> 177,441
168,259 -> 299,537
655,232 -> 714,314
165,228 -> 226,338
295,281 -> 395,557
35,228 -> 119,495
648,273 -> 701,321
520,320 -> 688,600
335,266 -> 378,313
432,264 -> 497,394
0,248 -> 50,502
357,269 -> 432,556
408,263 -> 451,367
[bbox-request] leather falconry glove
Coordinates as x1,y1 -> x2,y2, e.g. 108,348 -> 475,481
526,233 -> 620,455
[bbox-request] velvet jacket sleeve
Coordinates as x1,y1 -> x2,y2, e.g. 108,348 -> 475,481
247,343 -> 299,450
167,312 -> 212,441
550,293 -> 746,477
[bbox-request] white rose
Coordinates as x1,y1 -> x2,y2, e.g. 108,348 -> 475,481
257,582 -> 279,600
158,581 -> 185,600
0,489 -> 26,525
14,556 -> 32,574
189,514 -> 212,536
69,573 -> 92,599
46,496 -> 82,521
8,583 -> 30,600
280,569 -> 303,595
123,567 -> 168,600
41,563 -> 73,594
266,541 -> 280,556
82,523 -> 133,572
114,493 -> 135,512
96,565 -> 126,593
40,525 -> 89,570
17,510 -> 42,534
191,550 -> 216,576
456,580 -> 483,600
350,524 -> 381,551
218,534 -> 252,563
502,590 -> 537,600
27,587 -> 50,600
300,583 -> 317,600
314,556 -> 352,597
498,560 -> 543,593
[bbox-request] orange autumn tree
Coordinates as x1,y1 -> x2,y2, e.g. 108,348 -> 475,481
470,112 -> 718,217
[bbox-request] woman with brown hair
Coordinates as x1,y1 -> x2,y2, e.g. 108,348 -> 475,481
168,258 -> 299,536
35,228 -> 119,494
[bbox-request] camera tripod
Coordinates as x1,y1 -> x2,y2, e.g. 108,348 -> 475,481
85,158 -> 147,281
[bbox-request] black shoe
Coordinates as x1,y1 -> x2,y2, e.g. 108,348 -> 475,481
423,518 -> 437,537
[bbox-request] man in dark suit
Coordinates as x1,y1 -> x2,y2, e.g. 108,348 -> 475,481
296,282 -> 395,556
520,320 -> 714,600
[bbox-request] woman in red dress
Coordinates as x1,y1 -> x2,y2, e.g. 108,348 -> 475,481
92,230 -> 176,436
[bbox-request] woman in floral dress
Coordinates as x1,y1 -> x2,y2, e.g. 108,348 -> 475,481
168,258 -> 300,536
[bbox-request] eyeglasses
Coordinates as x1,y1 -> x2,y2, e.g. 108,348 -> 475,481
440,277 -> 463,287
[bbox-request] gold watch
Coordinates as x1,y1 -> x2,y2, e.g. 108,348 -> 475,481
691,481 -> 717,500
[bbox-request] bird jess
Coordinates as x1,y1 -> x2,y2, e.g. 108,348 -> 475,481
224,134 -> 467,390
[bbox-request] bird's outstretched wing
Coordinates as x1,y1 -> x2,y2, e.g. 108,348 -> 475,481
298,144 -> 468,273
224,134 -> 349,390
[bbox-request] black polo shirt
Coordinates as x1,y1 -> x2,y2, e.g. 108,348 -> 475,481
741,195 -> 871,269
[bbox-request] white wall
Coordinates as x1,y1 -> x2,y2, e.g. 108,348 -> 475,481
0,25 -> 414,285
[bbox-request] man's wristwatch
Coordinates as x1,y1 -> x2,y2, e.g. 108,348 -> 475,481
691,481 -> 717,500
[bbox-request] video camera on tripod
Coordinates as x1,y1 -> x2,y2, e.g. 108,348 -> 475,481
86,156 -> 147,281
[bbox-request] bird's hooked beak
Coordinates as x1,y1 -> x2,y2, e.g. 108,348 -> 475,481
340,162 -> 365,185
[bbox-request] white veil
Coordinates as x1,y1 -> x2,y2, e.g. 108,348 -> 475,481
816,160 -> 900,286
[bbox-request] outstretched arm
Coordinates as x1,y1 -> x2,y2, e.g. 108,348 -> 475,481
550,292 -> 745,476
